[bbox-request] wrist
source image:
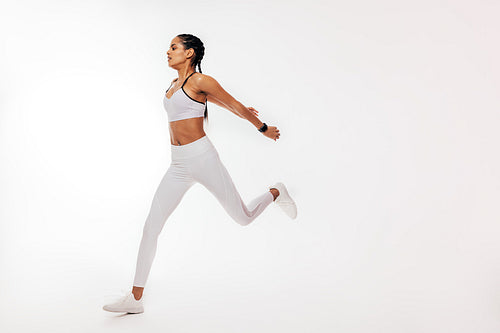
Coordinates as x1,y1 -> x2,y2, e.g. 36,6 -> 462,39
258,122 -> 268,133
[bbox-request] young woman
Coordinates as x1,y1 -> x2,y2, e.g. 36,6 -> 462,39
103,34 -> 297,314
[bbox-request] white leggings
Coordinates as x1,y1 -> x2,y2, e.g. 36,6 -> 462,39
133,135 -> 274,287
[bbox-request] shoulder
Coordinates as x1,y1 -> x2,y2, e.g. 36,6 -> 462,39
191,73 -> 219,89
192,72 -> 213,82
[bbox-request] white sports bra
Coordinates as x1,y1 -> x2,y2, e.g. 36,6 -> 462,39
163,72 -> 206,122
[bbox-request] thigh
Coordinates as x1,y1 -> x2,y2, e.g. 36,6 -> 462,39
191,151 -> 244,213
148,162 -> 195,227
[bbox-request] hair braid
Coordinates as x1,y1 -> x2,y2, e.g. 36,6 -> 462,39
177,34 -> 208,123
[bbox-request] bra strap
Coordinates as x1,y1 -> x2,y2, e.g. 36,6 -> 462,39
165,80 -> 175,93
181,72 -> 197,88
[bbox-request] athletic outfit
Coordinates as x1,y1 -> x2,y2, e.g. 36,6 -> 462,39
103,72 -> 297,313
162,71 -> 206,122
132,72 -> 275,288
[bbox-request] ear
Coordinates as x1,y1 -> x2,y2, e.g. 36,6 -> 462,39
186,48 -> 195,59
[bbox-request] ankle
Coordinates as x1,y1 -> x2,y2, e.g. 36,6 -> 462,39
270,188 -> 280,201
132,286 -> 144,300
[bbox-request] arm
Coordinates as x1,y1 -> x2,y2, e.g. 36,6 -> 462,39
198,75 -> 264,130
206,95 -> 244,118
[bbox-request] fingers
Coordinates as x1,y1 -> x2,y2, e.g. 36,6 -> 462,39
248,107 -> 259,116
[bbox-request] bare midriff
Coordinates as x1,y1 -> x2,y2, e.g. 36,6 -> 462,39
169,117 -> 206,146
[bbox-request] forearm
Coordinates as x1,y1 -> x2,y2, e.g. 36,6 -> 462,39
231,101 -> 264,129
209,97 -> 246,118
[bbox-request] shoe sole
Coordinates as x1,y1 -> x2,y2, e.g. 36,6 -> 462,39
103,304 -> 144,313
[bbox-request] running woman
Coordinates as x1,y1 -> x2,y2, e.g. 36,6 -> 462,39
103,34 -> 297,314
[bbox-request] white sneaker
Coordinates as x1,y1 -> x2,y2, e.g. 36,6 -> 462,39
269,182 -> 297,219
103,290 -> 144,314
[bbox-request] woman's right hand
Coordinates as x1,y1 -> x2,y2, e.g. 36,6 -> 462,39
263,125 -> 280,141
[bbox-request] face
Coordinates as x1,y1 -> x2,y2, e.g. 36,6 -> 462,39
166,37 -> 194,68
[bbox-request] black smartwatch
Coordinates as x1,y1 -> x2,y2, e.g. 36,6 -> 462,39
258,122 -> 268,132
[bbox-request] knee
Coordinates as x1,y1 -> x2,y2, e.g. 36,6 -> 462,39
233,214 -> 252,227
141,223 -> 162,239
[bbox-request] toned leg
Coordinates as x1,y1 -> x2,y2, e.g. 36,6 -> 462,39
132,163 -> 195,296
192,151 -> 274,226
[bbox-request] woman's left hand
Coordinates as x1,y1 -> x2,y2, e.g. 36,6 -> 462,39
247,107 -> 259,117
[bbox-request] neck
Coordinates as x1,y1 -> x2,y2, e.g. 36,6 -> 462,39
177,67 -> 196,81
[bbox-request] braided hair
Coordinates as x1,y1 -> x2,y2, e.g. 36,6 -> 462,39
177,34 -> 208,122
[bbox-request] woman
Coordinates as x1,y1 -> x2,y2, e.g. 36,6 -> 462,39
103,34 -> 297,314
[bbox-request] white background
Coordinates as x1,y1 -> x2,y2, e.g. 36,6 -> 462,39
1,0 -> 499,332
